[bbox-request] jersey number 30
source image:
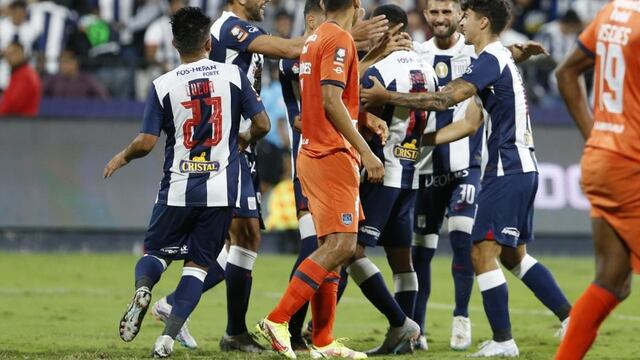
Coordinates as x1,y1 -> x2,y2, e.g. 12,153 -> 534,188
181,97 -> 223,149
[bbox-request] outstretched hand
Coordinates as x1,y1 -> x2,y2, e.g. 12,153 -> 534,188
514,41 -> 550,57
361,76 -> 389,108
104,152 -> 128,178
366,23 -> 412,60
351,11 -> 389,51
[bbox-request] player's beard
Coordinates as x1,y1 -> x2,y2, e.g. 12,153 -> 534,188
246,2 -> 264,21
429,21 -> 457,39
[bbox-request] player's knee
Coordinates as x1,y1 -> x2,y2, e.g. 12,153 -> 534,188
471,245 -> 497,272
385,247 -> 413,273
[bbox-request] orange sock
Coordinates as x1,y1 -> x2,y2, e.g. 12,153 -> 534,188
311,271 -> 340,347
268,258 -> 329,324
555,283 -> 620,360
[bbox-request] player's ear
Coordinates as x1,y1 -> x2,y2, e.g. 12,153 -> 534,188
480,16 -> 490,32
204,36 -> 212,53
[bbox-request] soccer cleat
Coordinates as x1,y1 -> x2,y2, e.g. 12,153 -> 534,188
256,318 -> 296,359
291,335 -> 310,352
310,339 -> 367,359
152,335 -> 174,358
219,332 -> 265,353
150,296 -> 198,349
301,320 -> 313,344
365,317 -> 420,355
415,335 -> 428,351
468,339 -> 519,357
555,317 -> 570,340
119,286 -> 152,342
450,316 -> 472,350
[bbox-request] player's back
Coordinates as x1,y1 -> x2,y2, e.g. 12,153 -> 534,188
361,50 -> 437,189
416,35 -> 484,175
299,22 -> 359,160
578,1 -> 640,161
144,58 -> 262,207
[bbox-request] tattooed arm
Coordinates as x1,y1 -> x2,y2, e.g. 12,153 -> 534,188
361,76 -> 477,111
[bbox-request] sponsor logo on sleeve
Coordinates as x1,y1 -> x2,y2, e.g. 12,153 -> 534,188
333,66 -> 344,74
334,47 -> 347,64
230,25 -> 249,42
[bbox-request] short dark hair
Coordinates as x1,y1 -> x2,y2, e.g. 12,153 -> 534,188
171,7 -> 212,55
324,0 -> 353,13
304,0 -> 323,16
373,4 -> 408,32
561,9 -> 581,24
461,0 -> 511,34
9,0 -> 27,10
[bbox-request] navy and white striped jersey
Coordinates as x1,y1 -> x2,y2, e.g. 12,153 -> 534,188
141,58 -> 265,207
414,34 -> 484,175
29,1 -> 75,74
144,15 -> 181,70
278,58 -> 302,178
189,0 -> 223,18
461,41 -> 537,178
210,10 -> 266,136
361,50 -> 438,189
0,18 -> 41,89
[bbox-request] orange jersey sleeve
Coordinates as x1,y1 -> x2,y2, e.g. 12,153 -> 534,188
578,2 -> 640,162
318,29 -> 354,89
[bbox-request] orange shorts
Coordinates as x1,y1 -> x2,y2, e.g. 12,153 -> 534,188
297,150 -> 364,238
581,147 -> 640,272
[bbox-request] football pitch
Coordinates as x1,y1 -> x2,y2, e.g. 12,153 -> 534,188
1,253 -> 639,359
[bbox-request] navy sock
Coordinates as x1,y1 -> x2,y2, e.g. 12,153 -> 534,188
163,267 -> 207,338
393,272 -> 418,318
349,258 -> 405,327
411,245 -> 435,333
134,255 -> 166,290
166,251 -> 226,306
337,268 -> 349,302
288,234 -> 318,337
450,231 -> 474,318
478,269 -> 512,342
512,255 -> 571,321
225,246 -> 257,336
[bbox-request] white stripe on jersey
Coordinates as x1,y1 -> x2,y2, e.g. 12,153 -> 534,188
482,42 -> 537,174
414,34 -> 485,175
29,2 -> 72,73
368,50 -> 438,189
153,58 -> 243,207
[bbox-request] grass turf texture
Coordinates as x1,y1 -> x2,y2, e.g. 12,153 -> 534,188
0,253 -> 639,359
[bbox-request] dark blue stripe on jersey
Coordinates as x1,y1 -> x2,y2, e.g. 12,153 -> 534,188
114,0 -> 120,22
432,55 -> 453,174
158,94 -> 176,204
370,79 -> 396,175
37,13 -> 52,51
209,34 -> 226,62
226,80 -> 242,206
279,63 -> 301,177
320,80 -> 345,89
185,78 -> 215,206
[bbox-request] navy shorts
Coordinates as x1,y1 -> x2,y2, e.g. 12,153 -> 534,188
144,204 -> 233,267
358,182 -> 416,248
414,168 -> 481,235
293,177 -> 309,212
471,172 -> 538,247
234,151 -> 265,228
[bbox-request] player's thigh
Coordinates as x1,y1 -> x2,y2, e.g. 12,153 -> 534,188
446,168 -> 481,237
143,204 -> 195,260
413,174 -> 452,249
591,217 -> 633,298
359,183 -> 400,248
234,151 -> 264,229
189,207 -> 233,268
298,151 -> 362,239
380,188 -> 415,249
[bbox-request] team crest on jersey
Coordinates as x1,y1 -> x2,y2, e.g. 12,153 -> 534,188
180,152 -> 220,173
341,213 -> 353,225
230,25 -> 249,42
334,48 -> 346,64
435,62 -> 449,78
393,139 -> 419,161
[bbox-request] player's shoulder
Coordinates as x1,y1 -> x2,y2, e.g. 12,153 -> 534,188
317,22 -> 352,43
478,41 -> 511,69
211,10 -> 265,40
153,59 -> 244,95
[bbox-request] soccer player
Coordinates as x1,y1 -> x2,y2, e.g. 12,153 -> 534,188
151,0 -> 391,351
362,0 -> 572,356
554,1 -> 640,359
256,0 -> 385,357
344,4 -> 439,355
105,7 -> 269,358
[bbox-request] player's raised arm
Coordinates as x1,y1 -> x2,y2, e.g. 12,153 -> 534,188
507,41 -> 550,63
358,23 -> 412,73
362,76 -> 477,111
422,98 -> 483,145
248,34 -> 307,59
555,44 -> 595,140
350,11 -> 389,51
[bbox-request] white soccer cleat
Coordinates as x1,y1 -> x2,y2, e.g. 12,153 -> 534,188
153,335 -> 174,358
451,316 -> 472,350
151,296 -> 198,349
311,339 -> 367,359
256,318 -> 296,359
415,335 -> 428,351
119,286 -> 152,342
555,317 -> 570,340
366,317 -> 420,355
468,339 -> 519,357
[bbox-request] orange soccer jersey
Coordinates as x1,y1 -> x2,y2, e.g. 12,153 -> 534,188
578,1 -> 640,161
298,21 -> 360,161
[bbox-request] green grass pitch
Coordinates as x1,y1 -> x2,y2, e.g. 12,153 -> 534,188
1,253 -> 639,359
